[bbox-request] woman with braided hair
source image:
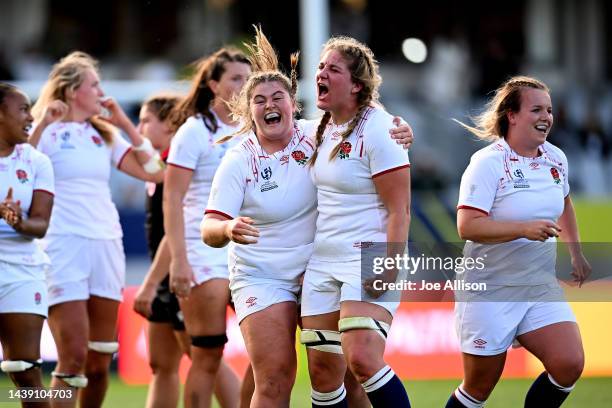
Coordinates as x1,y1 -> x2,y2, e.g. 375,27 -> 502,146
300,37 -> 412,407
202,29 -> 414,407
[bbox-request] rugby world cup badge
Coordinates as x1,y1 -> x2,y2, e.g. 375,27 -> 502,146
512,169 -> 529,188
260,166 -> 278,192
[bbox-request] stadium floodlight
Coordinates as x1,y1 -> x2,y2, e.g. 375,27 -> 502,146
402,38 -> 427,63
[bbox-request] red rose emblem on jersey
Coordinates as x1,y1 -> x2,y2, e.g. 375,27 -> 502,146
34,292 -> 42,305
16,169 -> 28,183
550,167 -> 561,184
338,141 -> 352,159
91,135 -> 103,147
291,150 -> 309,165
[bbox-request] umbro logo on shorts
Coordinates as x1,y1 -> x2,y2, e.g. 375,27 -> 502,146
473,338 -> 487,349
246,297 -> 258,308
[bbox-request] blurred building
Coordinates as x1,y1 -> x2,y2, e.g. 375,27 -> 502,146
1,0 -> 611,202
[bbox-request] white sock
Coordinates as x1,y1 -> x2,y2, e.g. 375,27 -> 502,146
548,373 -> 575,393
454,385 -> 485,408
311,384 -> 347,406
361,365 -> 396,393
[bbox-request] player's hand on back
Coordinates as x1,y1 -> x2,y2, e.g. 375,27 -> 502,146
390,116 -> 414,150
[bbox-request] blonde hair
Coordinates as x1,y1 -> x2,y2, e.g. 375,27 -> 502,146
32,51 -> 114,143
456,76 -> 550,141
169,48 -> 250,133
310,36 -> 382,164
218,26 -> 299,144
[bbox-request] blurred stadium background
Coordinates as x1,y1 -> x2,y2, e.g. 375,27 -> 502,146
1,0 -> 611,406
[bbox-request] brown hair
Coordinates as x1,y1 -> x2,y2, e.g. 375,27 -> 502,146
169,48 -> 250,133
310,36 -> 382,164
142,94 -> 181,122
32,51 -> 114,143
455,76 -> 550,141
218,26 -> 300,144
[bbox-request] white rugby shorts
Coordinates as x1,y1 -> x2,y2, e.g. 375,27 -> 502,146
301,259 -> 404,318
230,271 -> 301,323
43,235 -> 125,306
185,238 -> 229,286
0,261 -> 48,316
455,284 -> 576,356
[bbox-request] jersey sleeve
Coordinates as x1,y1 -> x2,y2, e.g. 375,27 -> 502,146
167,117 -> 210,171
110,132 -> 133,168
559,150 -> 570,197
205,149 -> 246,220
364,110 -> 411,178
457,152 -> 499,215
32,151 -> 55,196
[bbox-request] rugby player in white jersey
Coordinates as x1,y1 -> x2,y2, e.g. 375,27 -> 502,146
0,83 -> 57,407
202,29 -> 318,408
447,76 -> 590,408
163,48 -> 251,408
29,52 -> 164,408
203,30 -> 414,408
302,36 -> 412,408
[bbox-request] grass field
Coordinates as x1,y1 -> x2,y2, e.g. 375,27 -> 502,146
2,198 -> 610,407
1,374 -> 612,407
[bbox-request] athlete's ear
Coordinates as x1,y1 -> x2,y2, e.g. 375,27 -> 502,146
350,81 -> 363,95
507,111 -> 518,127
65,86 -> 76,102
209,79 -> 219,96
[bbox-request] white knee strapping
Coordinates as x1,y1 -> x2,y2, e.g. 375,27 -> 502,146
338,316 -> 391,340
88,341 -> 119,354
52,372 -> 88,388
300,329 -> 343,354
1,359 -> 42,372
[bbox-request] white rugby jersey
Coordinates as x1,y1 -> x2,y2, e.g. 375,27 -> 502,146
167,114 -> 240,240
37,121 -> 131,239
0,143 -> 54,267
205,120 -> 318,280
457,138 -> 570,285
310,106 -> 411,262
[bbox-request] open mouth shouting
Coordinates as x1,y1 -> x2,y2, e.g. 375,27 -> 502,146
264,111 -> 281,125
317,83 -> 329,99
